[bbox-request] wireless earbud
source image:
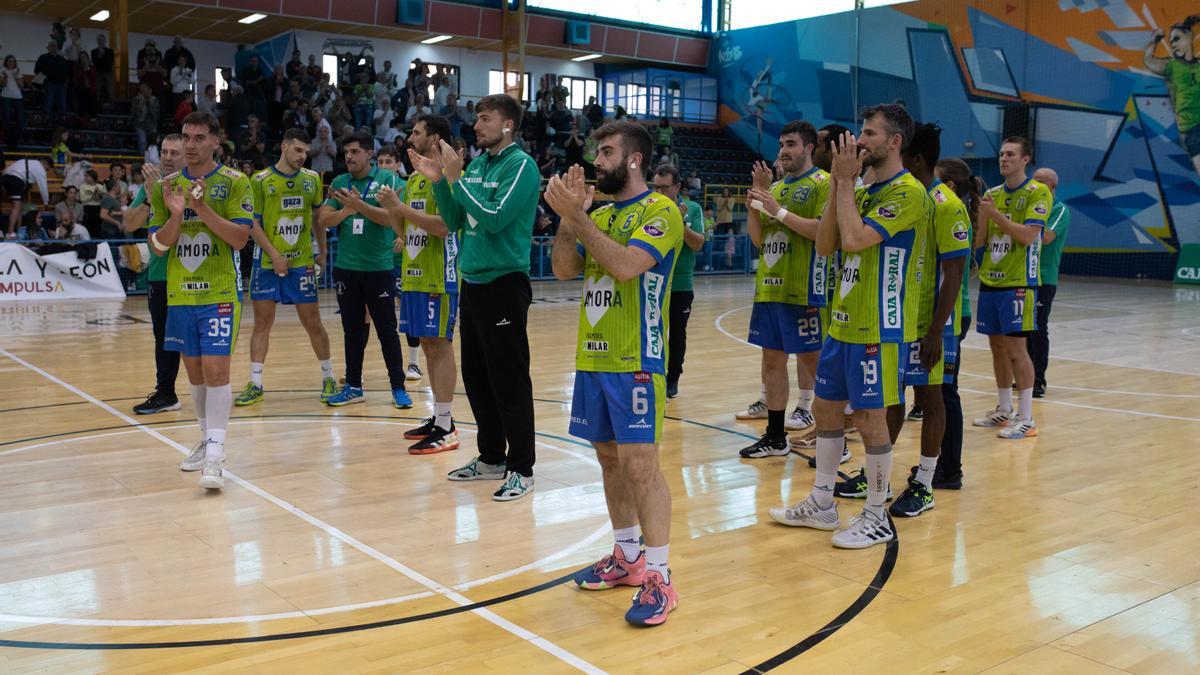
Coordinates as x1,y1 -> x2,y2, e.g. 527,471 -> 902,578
503,127 -> 511,134
629,162 -> 637,170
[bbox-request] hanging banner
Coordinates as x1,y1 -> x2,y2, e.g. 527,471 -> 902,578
0,243 -> 127,301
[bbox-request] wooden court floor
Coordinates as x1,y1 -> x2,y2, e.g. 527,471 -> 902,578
0,275 -> 1198,673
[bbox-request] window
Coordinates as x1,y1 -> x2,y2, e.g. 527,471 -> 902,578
559,76 -> 599,110
488,69 -> 533,102
323,54 -> 339,87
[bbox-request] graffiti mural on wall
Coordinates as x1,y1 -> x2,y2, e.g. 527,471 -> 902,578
711,1 -> 1200,253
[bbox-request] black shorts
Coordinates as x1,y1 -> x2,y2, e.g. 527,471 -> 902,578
2,175 -> 26,201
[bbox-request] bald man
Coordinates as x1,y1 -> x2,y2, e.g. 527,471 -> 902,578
1027,168 -> 1069,398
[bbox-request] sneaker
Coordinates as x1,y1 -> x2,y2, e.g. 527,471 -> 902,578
889,480 -> 935,517
834,468 -> 893,500
198,457 -> 226,490
932,473 -> 963,490
133,390 -> 181,415
447,456 -> 506,481
406,363 -> 422,381
906,403 -> 923,421
973,407 -> 1012,427
739,433 -> 789,459
767,495 -> 840,530
735,400 -> 768,420
1032,384 -> 1046,399
392,388 -> 413,409
180,440 -> 207,472
234,382 -> 264,407
404,417 -> 438,440
409,423 -> 459,455
493,472 -> 533,501
326,385 -> 364,406
788,427 -> 817,449
831,510 -> 895,549
785,406 -> 815,431
666,381 -> 679,399
805,442 -> 852,468
624,569 -> 678,626
320,377 -> 338,403
574,545 -> 646,590
998,419 -> 1038,439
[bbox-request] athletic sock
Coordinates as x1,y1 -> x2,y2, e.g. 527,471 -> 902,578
249,362 -> 264,387
865,444 -> 893,519
1018,387 -> 1034,422
614,526 -> 641,562
319,359 -> 334,379
997,387 -> 1013,412
434,401 -> 452,431
408,346 -> 420,366
204,384 -> 232,460
812,431 -> 844,508
766,409 -> 785,439
915,455 -> 938,490
190,384 -> 207,440
205,429 -> 226,460
644,544 -> 669,583
797,389 -> 814,412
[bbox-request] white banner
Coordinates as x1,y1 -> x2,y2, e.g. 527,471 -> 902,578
0,243 -> 127,301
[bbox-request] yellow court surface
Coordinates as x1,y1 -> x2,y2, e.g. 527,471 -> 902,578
0,275 -> 1198,673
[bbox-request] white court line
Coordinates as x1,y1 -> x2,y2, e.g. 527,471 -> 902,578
955,371 -> 1200,398
0,347 -> 605,674
957,342 -> 1200,378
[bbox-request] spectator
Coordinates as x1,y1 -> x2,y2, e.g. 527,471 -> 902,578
79,169 -> 105,238
686,169 -> 702,200
373,98 -> 395,140
108,163 -> 129,197
379,59 -> 398,95
132,82 -> 159,152
714,187 -> 735,234
352,72 -> 375,129
144,133 -> 160,165
163,36 -> 196,72
35,40 -> 70,122
564,118 -> 584,167
136,42 -> 168,116
49,127 -> 75,173
234,43 -> 254,74
127,163 -> 145,201
312,107 -> 331,139
50,22 -> 66,50
4,157 -> 51,238
657,145 -> 679,167
268,65 -> 289,129
53,209 -> 90,240
55,184 -> 85,226
99,179 -> 125,237
372,72 -> 390,108
548,100 -> 572,148
583,95 -> 603,132
239,115 -> 267,167
433,74 -> 451,110
217,129 -> 235,161
537,146 -> 557,178
404,92 -> 431,124
63,27 -> 84,64
309,121 -> 337,175
170,54 -> 194,105
288,98 -> 314,135
73,51 -> 98,116
581,129 -> 598,178
381,116 -> 404,146
461,99 -> 477,146
327,96 -> 352,132
174,91 -> 195,127
305,54 -> 322,83
285,49 -> 304,81
656,117 -> 673,153
92,33 -> 115,100
197,83 -> 220,117
2,55 -> 27,151
224,82 -> 249,134
239,54 -> 267,120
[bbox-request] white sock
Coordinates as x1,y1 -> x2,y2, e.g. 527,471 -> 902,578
614,526 -> 641,562
434,401 -> 452,431
644,544 -> 669,583
812,432 -> 844,508
865,444 -> 893,519
408,346 -> 420,366
1018,387 -> 1034,422
206,428 -> 226,460
997,387 -> 1013,412
204,384 -> 232,460
844,403 -> 854,416
797,389 -> 814,412
250,362 -> 264,387
915,455 -> 938,490
319,359 -> 334,379
190,384 -> 207,439
758,383 -> 767,404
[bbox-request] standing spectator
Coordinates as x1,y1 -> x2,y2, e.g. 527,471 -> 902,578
549,101 -> 572,148
564,118 -> 585,167
79,169 -> 105,238
714,186 -> 736,268
433,75 -> 451,110
312,107 -> 331,139
1,55 -> 27,151
306,54 -> 322,83
1028,167 -> 1070,398
309,122 -> 337,175
224,83 -> 249,135
35,40 -> 70,122
92,33 -> 115,100
289,99 -> 314,136
352,72 -> 374,129
285,49 -> 304,81
372,98 -> 395,141
73,51 -> 98,116
372,72 -> 390,109
197,84 -> 220,117
163,36 -> 196,72
379,59 -> 398,96
238,115 -> 267,167
656,117 -> 673,154
132,82 -> 160,152
583,96 -> 603,133
170,55 -> 194,107
49,126 -> 75,173
50,22 -> 66,50
443,93 -> 465,134
55,184 -> 85,227
461,100 -> 477,146
137,43 -> 168,118
63,27 -> 84,65
327,97 -> 352,133
234,43 -> 254,75
686,169 -> 702,200
3,157 -> 51,238
239,55 -> 268,121
381,116 -> 405,146
268,65 -> 288,130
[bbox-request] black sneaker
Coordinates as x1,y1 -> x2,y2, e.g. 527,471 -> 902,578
133,390 -> 181,415
408,423 -> 460,455
404,417 -> 438,440
889,480 -> 935,517
834,468 -> 893,500
806,442 -> 852,468
738,434 -> 789,459
666,380 -> 679,399
906,403 -> 923,421
1032,384 -> 1046,398
931,472 -> 962,490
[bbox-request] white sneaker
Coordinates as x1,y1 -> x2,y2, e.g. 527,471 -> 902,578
735,400 -> 768,420
447,456 -> 507,481
180,440 -> 207,472
785,406 -> 815,431
997,418 -> 1038,439
767,495 -> 840,531
198,458 -> 226,490
831,509 -> 895,549
972,407 -> 1013,428
406,363 -> 422,381
493,472 -> 533,501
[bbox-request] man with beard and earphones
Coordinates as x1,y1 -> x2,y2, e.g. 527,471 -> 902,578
649,164 -> 705,400
234,128 -> 336,407
737,121 -> 833,459
377,114 -> 463,454
548,123 -> 683,627
148,112 -> 254,491
317,131 -> 413,410
416,94 -> 540,501
971,137 -> 1050,440
768,104 -> 929,549
125,134 -> 185,415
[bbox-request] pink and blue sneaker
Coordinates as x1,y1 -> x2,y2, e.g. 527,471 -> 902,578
573,545 -> 645,590
624,569 -> 678,626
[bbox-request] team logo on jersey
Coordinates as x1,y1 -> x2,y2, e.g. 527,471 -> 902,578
267,183 -> 276,195
583,275 -> 620,327
762,230 -> 790,269
209,184 -> 229,200
275,216 -> 304,246
1033,203 -> 1047,216
877,203 -> 900,219
175,232 -> 214,273
989,233 -> 1013,263
286,180 -> 295,189
952,220 -> 969,241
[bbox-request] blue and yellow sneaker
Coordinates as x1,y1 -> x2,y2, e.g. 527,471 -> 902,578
624,569 -> 678,626
234,382 -> 263,406
392,388 -> 413,409
889,479 -> 934,517
320,377 -> 337,403
326,385 -> 364,406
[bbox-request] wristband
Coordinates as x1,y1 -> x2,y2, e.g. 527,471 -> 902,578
775,207 -> 788,221
150,231 -> 169,253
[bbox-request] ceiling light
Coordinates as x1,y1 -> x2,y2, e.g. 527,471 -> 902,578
238,13 -> 267,24
572,53 -> 602,62
90,10 -> 110,21
421,35 -> 453,45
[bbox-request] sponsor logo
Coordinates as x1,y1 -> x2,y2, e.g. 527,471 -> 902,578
217,303 -> 234,315
211,339 -> 229,347
1033,203 -> 1047,216
1179,267 -> 1200,280
176,232 -> 215,273
763,277 -> 784,286
861,388 -> 878,397
813,255 -> 828,296
582,275 -> 621,326
883,246 -> 904,331
865,344 -> 879,355
761,231 -> 791,269
585,340 -> 609,352
833,310 -> 849,322
644,271 -> 665,359
282,196 -> 303,210
932,189 -> 947,204
633,372 -> 651,383
643,224 -> 664,237
877,203 -> 900,219
570,416 -> 588,425
953,221 -> 969,241
181,282 -> 211,291
629,418 -> 653,429
717,43 -> 743,65
274,216 -> 304,246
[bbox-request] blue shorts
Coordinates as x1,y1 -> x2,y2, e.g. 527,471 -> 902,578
747,302 -> 823,354
902,330 -> 960,386
398,291 -> 458,340
250,265 -> 317,304
815,338 -> 904,410
569,371 -> 666,445
976,286 -> 1036,336
165,302 -> 242,357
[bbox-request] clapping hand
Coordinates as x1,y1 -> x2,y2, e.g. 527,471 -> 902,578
544,164 -> 593,218
436,139 -> 464,183
830,131 -> 861,183
408,148 -> 443,182
751,160 -> 773,191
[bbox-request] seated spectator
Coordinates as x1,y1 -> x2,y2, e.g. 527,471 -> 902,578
54,211 -> 90,241
533,207 -> 557,239
99,179 -> 125,237
312,107 -> 331,139
131,82 -> 160,152
108,163 -> 129,198
537,146 -> 557,179
127,163 -> 145,201
197,83 -> 220,117
174,91 -> 195,127
79,169 -> 105,238
144,133 -> 160,166
382,116 -> 405,146
404,93 -> 431,124
353,72 -> 375,129
657,145 -> 679,167
327,96 -> 352,132
686,169 -> 702,200
55,184 -> 84,227
289,99 -> 314,135
49,127 -> 75,174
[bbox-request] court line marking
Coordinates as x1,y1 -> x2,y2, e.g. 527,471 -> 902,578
0,347 -> 605,674
956,371 -> 1200,398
